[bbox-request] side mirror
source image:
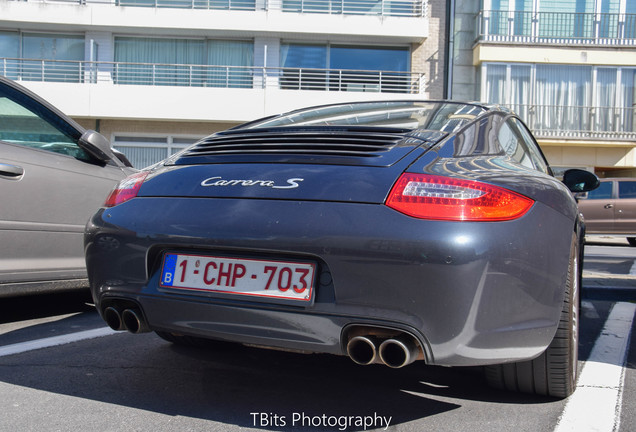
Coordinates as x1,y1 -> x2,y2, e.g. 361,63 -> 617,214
78,130 -> 115,163
562,169 -> 600,193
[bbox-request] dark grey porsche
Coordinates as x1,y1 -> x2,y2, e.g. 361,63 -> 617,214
85,101 -> 598,398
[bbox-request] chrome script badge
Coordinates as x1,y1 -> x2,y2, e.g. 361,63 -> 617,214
201,176 -> 303,189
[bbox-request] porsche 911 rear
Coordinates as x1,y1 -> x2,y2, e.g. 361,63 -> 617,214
85,101 -> 598,398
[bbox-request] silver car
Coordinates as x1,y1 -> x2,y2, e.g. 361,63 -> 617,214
0,76 -> 135,296
577,178 -> 636,246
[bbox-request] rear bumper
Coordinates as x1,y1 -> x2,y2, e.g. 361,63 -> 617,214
86,197 -> 574,366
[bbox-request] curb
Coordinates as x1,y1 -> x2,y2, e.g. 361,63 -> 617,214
583,273 -> 636,301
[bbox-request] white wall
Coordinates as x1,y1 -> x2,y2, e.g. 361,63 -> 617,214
20,81 -> 425,123
0,2 -> 428,44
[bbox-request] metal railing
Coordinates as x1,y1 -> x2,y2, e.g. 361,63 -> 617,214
477,10 -> 636,45
9,0 -> 427,17
0,58 -> 425,94
505,104 -> 636,140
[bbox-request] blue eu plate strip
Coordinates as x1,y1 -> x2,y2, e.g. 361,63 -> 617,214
162,253 -> 177,287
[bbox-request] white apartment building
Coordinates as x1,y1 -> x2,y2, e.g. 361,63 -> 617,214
450,0 -> 636,177
0,0 -> 446,167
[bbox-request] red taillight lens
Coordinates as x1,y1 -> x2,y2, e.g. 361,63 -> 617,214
386,174 -> 534,221
104,172 -> 149,208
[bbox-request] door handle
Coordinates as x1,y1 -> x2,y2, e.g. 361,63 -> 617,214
604,204 -> 614,209
0,163 -> 24,178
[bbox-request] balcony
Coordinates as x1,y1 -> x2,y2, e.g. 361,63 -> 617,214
8,0 -> 427,18
0,57 -> 426,122
507,104 -> 636,141
0,58 -> 424,94
476,10 -> 636,46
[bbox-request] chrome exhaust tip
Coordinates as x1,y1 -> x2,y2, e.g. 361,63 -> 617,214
379,336 -> 420,368
122,308 -> 150,334
346,336 -> 378,366
103,306 -> 124,331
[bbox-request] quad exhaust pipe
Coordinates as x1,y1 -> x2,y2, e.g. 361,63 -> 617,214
346,331 -> 421,368
103,305 -> 151,334
378,336 -> 420,368
347,336 -> 378,366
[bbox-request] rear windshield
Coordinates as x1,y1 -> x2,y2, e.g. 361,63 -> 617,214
238,101 -> 488,133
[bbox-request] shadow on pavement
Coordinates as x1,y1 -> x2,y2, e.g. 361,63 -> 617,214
0,331 -> 555,430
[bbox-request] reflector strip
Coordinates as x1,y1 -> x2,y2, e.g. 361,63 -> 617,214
403,181 -> 486,200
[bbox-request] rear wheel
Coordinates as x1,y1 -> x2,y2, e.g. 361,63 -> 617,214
485,235 -> 579,398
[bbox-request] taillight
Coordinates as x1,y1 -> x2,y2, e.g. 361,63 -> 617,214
386,173 -> 534,221
104,172 -> 149,208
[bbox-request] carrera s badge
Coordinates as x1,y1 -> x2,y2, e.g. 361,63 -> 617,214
201,176 -> 303,189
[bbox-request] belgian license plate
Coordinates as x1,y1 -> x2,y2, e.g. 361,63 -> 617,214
160,253 -> 315,303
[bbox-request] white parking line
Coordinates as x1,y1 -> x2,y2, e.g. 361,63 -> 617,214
554,302 -> 636,432
0,327 -> 118,358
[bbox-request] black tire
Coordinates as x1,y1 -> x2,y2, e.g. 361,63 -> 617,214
627,237 -> 636,247
485,234 -> 579,398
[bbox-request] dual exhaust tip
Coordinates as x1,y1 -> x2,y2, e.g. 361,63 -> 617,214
105,305 -> 420,367
347,334 -> 420,368
103,306 -> 150,334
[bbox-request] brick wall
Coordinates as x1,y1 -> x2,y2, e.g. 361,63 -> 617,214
411,0 -> 447,99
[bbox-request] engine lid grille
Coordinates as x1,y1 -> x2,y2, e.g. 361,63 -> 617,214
174,127 -> 445,167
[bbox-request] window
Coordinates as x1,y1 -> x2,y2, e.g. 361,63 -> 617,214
495,117 -> 550,173
482,0 -> 633,41
595,68 -> 618,132
0,32 -> 19,80
620,69 -> 636,134
483,63 -> 636,137
114,37 -> 253,87
626,0 -> 636,39
587,181 -> 613,199
279,43 -> 410,93
206,40 -> 254,88
114,37 -> 205,86
618,181 -> 636,198
280,44 -> 328,90
538,0 -> 595,39
112,135 -> 199,168
535,64 -> 592,133
498,121 -> 535,170
330,45 -> 410,93
281,0 -> 414,16
117,0 -> 256,9
510,118 -> 549,173
22,33 -> 84,82
486,0 -> 533,36
0,87 -> 88,161
0,32 -> 84,82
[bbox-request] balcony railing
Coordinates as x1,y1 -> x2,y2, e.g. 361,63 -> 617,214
8,0 -> 427,17
506,104 -> 636,141
477,10 -> 636,46
0,58 -> 425,94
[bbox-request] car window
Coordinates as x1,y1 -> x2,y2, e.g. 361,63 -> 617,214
0,85 -> 90,161
497,120 -> 536,170
586,181 -> 613,199
618,181 -> 636,198
510,118 -> 550,174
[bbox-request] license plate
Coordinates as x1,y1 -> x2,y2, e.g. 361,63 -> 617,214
159,252 -> 315,303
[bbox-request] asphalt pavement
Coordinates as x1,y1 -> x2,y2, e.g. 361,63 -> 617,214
583,236 -> 636,299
